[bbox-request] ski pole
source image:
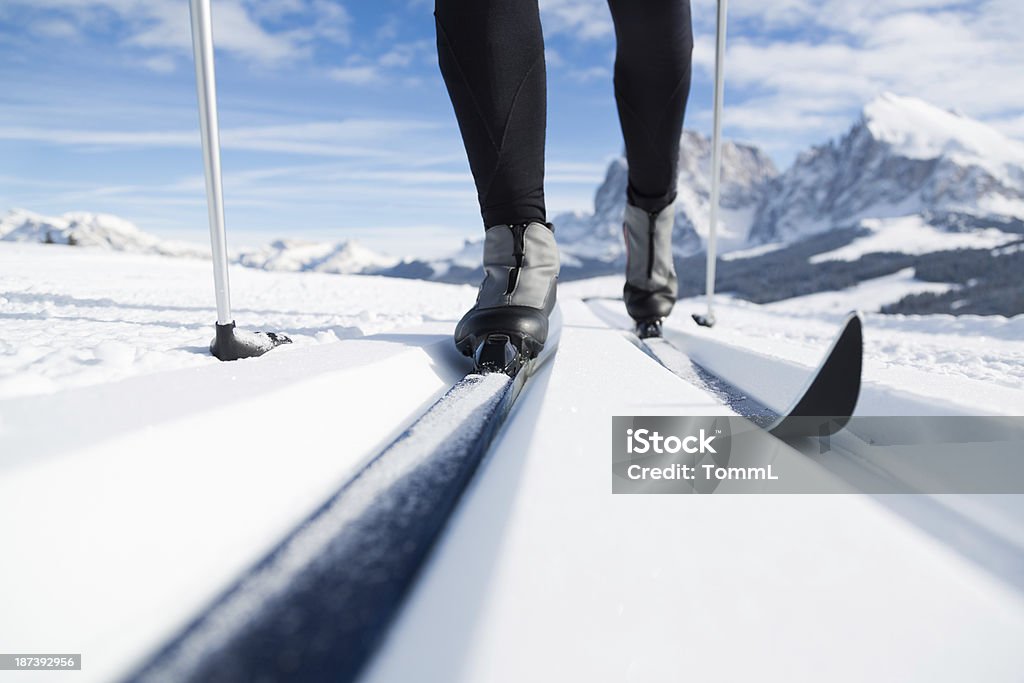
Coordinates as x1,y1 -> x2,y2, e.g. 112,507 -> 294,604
693,0 -> 727,329
189,0 -> 231,325
188,0 -> 291,360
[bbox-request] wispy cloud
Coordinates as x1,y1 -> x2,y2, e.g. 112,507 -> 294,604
0,119 -> 445,158
3,0 -> 1023,243
539,0 -> 614,41
328,65 -> 382,85
5,0 -> 352,67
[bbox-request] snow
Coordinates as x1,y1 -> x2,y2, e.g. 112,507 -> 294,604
720,240 -> 785,261
2,243 -> 1024,681
765,268 -> 957,314
138,371 -> 513,682
362,300 -> 1024,683
0,241 -> 475,398
865,93 -> 1024,179
1,208 -> 402,277
0,208 -> 207,258
236,237 -> 398,274
747,93 -> 1024,245
809,214 -> 1017,263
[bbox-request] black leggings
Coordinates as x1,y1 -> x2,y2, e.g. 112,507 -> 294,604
435,0 -> 693,227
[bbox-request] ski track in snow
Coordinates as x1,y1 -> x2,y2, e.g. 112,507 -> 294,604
562,274 -> 1024,397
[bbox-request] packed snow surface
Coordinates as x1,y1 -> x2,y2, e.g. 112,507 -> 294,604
0,242 -> 475,398
2,242 -> 1023,682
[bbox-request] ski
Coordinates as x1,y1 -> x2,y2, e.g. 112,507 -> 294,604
130,310 -> 562,683
587,299 -> 862,439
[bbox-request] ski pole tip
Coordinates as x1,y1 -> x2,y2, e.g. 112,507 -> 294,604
210,321 -> 292,361
691,312 -> 716,328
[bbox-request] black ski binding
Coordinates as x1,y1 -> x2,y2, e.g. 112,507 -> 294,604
635,319 -> 663,339
210,321 -> 292,362
473,333 -> 528,376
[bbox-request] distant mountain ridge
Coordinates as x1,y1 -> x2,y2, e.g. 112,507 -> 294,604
5,94 -> 1023,314
383,93 -> 1024,285
0,210 -> 396,276
0,209 -> 208,259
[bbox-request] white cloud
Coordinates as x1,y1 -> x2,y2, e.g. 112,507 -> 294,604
677,0 -> 1024,155
0,119 -> 444,158
6,0 -> 352,65
140,54 -> 177,74
532,0 -> 1024,156
328,65 -> 381,85
539,0 -> 613,41
30,19 -> 79,38
566,65 -> 611,83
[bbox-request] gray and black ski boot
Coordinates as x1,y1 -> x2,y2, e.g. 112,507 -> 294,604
623,201 -> 678,339
455,221 -> 559,375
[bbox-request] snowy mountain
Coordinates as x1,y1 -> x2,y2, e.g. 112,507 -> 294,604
380,131 -> 779,281
237,238 -> 398,275
748,93 -> 1024,244
551,130 -> 779,261
8,94 -> 1023,314
406,94 -> 1024,285
0,209 -> 398,277
0,209 -> 208,259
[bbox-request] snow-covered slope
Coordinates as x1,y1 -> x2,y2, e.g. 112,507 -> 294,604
2,243 -> 1023,682
0,241 -> 475,398
809,214 -> 1017,263
748,93 -> 1024,244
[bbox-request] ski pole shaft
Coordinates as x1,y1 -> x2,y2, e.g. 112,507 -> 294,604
705,0 -> 728,320
189,0 -> 232,325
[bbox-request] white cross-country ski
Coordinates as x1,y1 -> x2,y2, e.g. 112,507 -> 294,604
127,308 -> 561,683
587,299 -> 862,439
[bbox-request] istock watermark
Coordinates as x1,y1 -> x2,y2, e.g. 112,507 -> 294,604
612,416 -> 1024,494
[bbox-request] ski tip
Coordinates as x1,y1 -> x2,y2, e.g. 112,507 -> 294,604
843,309 -> 864,328
691,312 -> 716,328
839,311 -> 864,353
769,310 -> 864,438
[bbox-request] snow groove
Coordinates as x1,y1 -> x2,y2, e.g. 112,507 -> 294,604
130,372 -> 516,683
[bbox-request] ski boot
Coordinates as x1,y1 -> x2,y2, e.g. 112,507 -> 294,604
455,221 -> 559,376
623,201 -> 678,339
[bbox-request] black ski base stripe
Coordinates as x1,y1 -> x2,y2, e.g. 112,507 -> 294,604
127,332 -> 559,683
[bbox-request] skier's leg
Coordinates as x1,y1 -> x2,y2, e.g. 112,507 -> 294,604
607,0 -> 693,331
435,0 -> 559,370
434,0 -> 547,227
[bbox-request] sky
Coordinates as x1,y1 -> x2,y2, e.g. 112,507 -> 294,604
2,0 -> 1023,257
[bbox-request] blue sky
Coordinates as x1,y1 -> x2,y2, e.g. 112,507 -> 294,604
2,0 -> 1023,257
